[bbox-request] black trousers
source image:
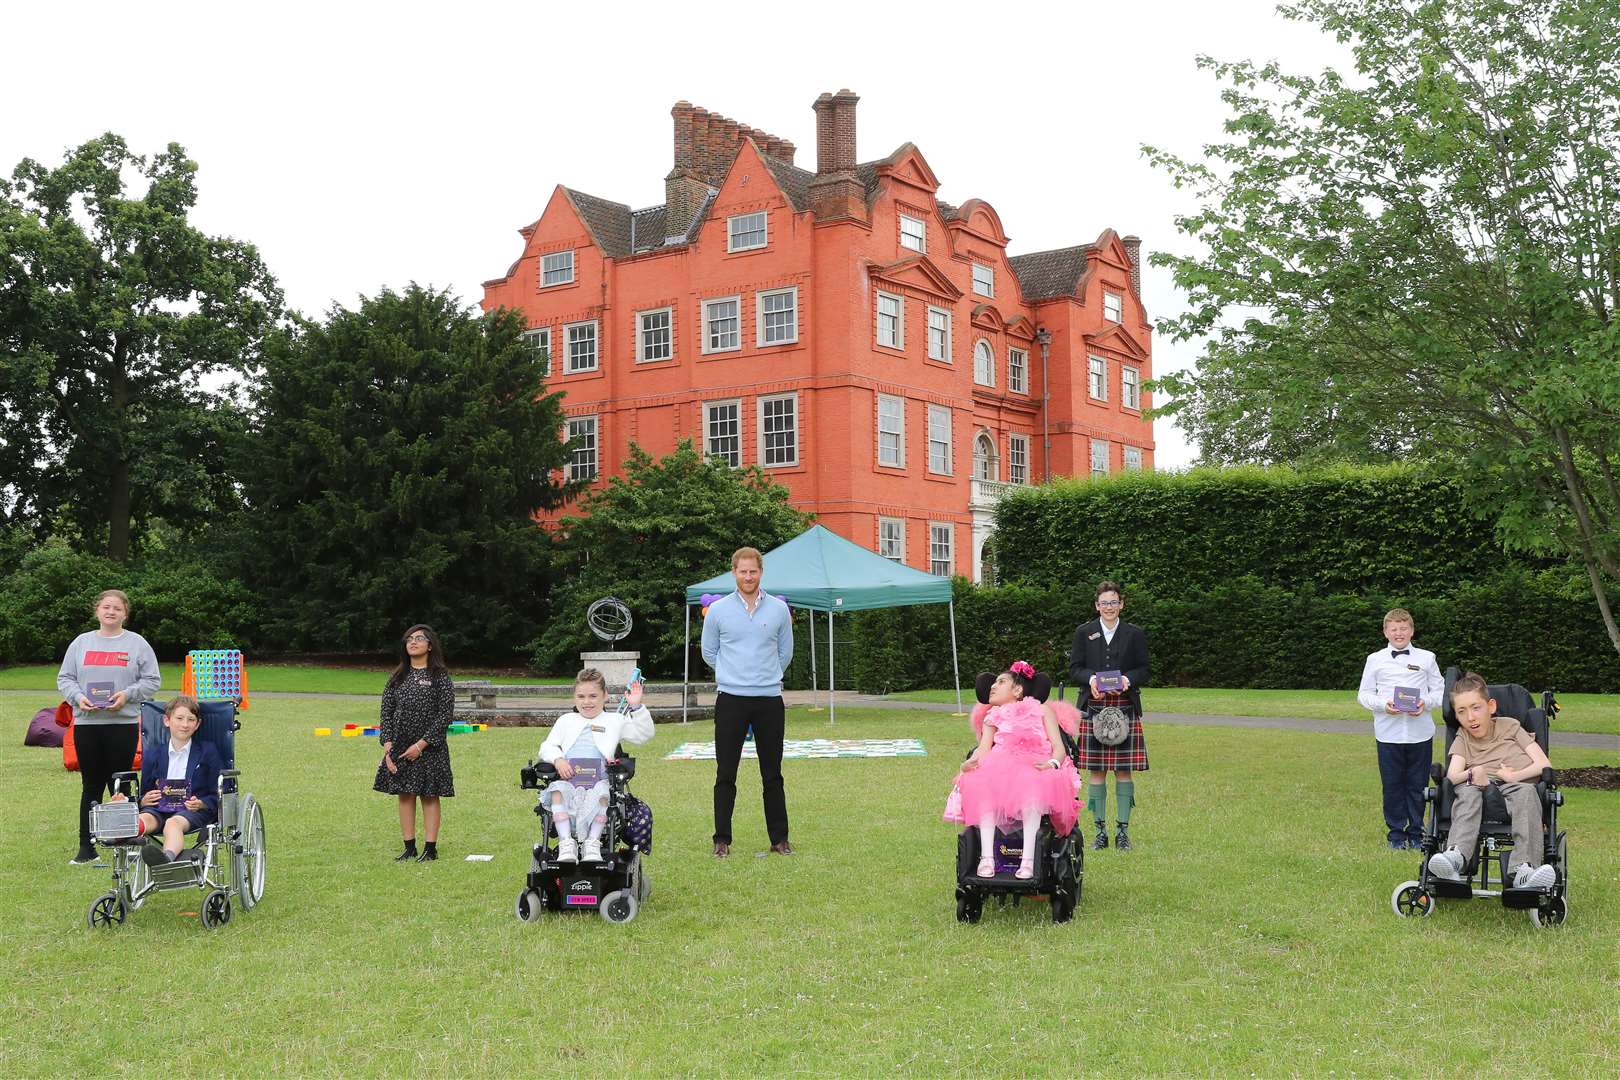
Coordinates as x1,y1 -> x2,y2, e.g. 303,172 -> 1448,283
75,723 -> 139,847
713,692 -> 789,845
1376,738 -> 1433,846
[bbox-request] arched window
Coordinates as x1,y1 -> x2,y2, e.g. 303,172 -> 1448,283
973,432 -> 998,481
973,339 -> 995,387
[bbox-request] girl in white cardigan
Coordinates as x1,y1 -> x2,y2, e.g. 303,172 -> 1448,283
537,668 -> 654,862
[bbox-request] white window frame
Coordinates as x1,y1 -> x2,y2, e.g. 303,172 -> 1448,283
1103,290 -> 1123,323
973,432 -> 997,481
1091,438 -> 1110,478
1008,347 -> 1028,394
972,262 -> 994,297
541,250 -> 575,287
758,393 -> 799,468
929,522 -> 954,577
1088,355 -> 1108,401
1122,365 -> 1141,410
567,415 -> 598,481
637,307 -> 672,363
875,291 -> 904,350
899,214 -> 926,253
973,339 -> 995,387
755,286 -> 799,347
564,320 -> 598,373
521,326 -> 551,375
876,394 -> 905,468
701,295 -> 742,354
1008,434 -> 1030,485
927,306 -> 952,363
727,211 -> 767,252
1124,445 -> 1144,471
927,404 -> 952,475
704,399 -> 742,468
878,517 -> 906,562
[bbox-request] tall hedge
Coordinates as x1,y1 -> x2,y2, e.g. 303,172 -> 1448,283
992,464 -> 1547,595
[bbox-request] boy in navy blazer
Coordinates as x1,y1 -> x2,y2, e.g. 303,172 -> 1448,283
117,695 -> 223,865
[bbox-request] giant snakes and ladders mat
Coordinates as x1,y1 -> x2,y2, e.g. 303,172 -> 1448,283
664,738 -> 927,761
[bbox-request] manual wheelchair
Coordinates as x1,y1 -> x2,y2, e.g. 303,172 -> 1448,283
1392,669 -> 1568,927
516,749 -> 650,924
86,699 -> 266,930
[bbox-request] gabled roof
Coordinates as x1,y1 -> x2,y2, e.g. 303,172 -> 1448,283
1008,245 -> 1096,301
562,188 -> 635,259
1083,322 -> 1151,361
868,254 -> 964,301
760,154 -> 814,212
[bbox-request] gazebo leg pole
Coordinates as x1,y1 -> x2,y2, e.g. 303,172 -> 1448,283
682,604 -> 691,724
949,599 -> 963,715
810,609 -> 818,694
828,611 -> 835,724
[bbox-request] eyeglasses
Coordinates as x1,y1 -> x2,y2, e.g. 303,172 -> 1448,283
405,634 -> 430,643
1097,600 -> 1122,607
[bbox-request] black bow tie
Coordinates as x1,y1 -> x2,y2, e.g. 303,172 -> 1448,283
1391,649 -> 1410,658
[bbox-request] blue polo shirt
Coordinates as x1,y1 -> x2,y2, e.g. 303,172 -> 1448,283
700,590 -> 794,697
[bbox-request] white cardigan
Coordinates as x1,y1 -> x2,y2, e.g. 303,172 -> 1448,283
539,705 -> 655,764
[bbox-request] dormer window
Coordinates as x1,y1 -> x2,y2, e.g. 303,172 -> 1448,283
972,262 -> 994,297
541,250 -> 575,287
1103,290 -> 1123,323
899,214 -> 926,253
727,211 -> 767,252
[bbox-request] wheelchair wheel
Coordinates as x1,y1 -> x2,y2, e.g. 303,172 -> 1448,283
1049,894 -> 1074,924
955,891 -> 982,924
120,849 -> 151,911
87,892 -> 126,929
600,889 -> 638,924
201,889 -> 232,930
1392,880 -> 1434,918
236,794 -> 266,912
637,867 -> 651,904
1529,895 -> 1568,928
515,889 -> 544,923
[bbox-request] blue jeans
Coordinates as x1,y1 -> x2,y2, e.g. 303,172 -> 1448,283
1376,739 -> 1433,845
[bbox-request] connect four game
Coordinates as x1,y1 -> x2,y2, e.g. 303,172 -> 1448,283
182,649 -> 250,708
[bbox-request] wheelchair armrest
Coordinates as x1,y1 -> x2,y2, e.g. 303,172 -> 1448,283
520,761 -> 559,789
216,769 -> 240,797
1541,766 -> 1555,787
608,757 -> 636,782
110,770 -> 140,797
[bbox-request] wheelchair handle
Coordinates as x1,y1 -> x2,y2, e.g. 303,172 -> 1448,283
217,769 -> 240,798
109,770 -> 140,797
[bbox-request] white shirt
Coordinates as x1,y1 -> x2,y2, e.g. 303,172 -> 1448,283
1100,620 -> 1118,645
166,740 -> 192,781
1357,643 -> 1444,744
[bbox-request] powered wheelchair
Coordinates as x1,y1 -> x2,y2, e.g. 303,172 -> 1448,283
951,672 -> 1084,925
86,699 -> 266,930
1391,668 -> 1568,927
516,748 -> 650,924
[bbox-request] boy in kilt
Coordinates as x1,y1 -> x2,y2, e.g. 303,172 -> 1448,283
1068,581 -> 1150,850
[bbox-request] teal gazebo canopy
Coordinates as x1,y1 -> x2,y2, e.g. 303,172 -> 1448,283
682,525 -> 961,719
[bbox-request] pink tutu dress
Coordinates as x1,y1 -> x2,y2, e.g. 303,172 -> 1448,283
943,696 -> 1080,835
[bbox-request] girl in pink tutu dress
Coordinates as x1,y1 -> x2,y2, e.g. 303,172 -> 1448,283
943,662 -> 1081,878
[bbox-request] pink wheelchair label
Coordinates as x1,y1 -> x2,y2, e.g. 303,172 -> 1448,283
566,895 -> 598,906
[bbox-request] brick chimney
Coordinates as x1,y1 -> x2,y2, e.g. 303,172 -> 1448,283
665,100 -> 796,241
1122,235 -> 1142,300
809,89 -> 865,222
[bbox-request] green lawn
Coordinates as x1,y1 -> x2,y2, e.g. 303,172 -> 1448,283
888,686 -> 1620,737
1,698 -> 1614,1076
0,663 -> 571,695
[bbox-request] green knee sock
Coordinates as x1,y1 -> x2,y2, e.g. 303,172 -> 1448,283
1086,782 -> 1107,824
1115,780 -> 1135,824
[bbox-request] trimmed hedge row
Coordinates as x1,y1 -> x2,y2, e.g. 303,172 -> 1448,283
828,571 -> 1620,695
991,464 -> 1549,596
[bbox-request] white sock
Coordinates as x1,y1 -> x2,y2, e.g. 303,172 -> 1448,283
586,819 -> 605,844
978,816 -> 996,863
1021,814 -> 1038,863
554,817 -> 572,841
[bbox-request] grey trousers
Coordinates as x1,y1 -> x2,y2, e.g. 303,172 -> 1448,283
1449,781 -> 1542,866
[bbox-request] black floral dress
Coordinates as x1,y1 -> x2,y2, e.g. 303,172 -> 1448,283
372,668 -> 455,797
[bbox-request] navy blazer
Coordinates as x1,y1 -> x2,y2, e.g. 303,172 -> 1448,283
139,739 -> 224,818
1068,619 -> 1150,712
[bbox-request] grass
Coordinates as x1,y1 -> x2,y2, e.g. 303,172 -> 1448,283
2,697 -> 1616,1076
888,686 -> 1620,737
0,663 -> 571,695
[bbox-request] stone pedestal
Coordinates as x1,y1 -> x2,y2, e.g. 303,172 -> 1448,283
579,650 -> 641,690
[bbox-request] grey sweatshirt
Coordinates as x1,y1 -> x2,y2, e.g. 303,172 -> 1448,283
56,630 -> 161,725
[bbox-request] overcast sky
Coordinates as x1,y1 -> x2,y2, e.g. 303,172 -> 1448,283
4,0 -> 1352,468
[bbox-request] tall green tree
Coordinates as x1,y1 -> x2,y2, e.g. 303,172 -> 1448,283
531,440 -> 812,676
1148,0 -> 1620,654
0,134 -> 281,559
239,285 -> 570,657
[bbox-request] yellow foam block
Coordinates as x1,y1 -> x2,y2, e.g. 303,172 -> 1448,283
340,729 -> 360,737
314,728 -> 331,736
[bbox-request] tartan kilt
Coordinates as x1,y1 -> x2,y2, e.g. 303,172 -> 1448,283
1076,713 -> 1149,772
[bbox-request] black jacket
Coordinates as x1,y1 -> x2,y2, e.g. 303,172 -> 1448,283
1068,619 -> 1150,710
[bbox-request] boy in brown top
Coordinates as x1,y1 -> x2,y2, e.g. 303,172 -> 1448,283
1427,672 -> 1556,889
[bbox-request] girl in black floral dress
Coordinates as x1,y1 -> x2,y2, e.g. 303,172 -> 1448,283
374,624 -> 455,861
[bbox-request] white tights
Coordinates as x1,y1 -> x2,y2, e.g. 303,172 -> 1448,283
978,809 -> 1039,866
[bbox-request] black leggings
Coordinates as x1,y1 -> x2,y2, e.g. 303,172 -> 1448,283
75,724 -> 139,847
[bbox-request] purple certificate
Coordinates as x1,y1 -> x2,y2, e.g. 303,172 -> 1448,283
156,779 -> 191,814
86,682 -> 115,708
566,757 -> 605,786
1392,687 -> 1423,715
1096,670 -> 1125,694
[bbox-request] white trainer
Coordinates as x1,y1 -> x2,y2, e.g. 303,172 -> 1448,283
1427,848 -> 1465,882
1513,863 -> 1556,889
582,840 -> 603,863
556,837 -> 579,863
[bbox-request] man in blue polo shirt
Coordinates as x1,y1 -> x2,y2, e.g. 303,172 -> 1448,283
701,546 -> 794,858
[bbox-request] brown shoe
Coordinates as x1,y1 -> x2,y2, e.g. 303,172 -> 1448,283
770,840 -> 794,856
713,841 -> 730,858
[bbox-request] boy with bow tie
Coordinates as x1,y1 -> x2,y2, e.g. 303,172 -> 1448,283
1356,608 -> 1445,850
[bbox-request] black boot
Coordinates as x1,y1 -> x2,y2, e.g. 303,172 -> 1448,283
395,840 -> 418,862
1090,821 -> 1109,850
1115,822 -> 1133,851
416,841 -> 438,863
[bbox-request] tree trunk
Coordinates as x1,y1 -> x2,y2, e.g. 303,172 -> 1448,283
107,336 -> 131,562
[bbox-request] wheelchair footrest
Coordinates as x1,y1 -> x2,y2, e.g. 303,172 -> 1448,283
1500,886 -> 1554,910
1427,879 -> 1475,901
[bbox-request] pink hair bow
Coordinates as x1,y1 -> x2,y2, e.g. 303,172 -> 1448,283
1010,660 -> 1036,679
